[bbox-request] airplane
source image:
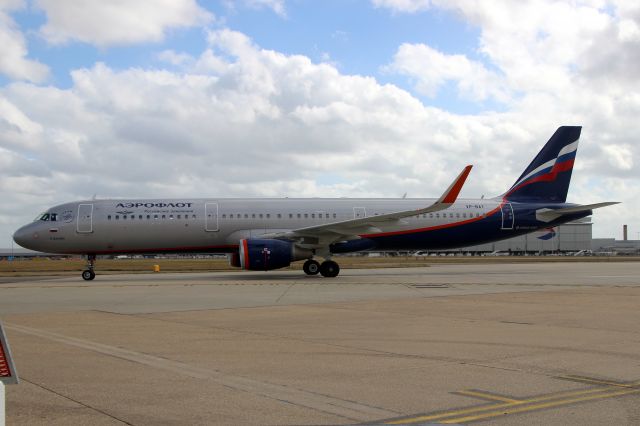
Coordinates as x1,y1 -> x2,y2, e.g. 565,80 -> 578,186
12,126 -> 618,280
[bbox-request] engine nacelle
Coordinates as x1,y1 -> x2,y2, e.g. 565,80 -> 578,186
239,239 -> 313,271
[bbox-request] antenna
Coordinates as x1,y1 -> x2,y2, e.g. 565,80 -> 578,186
402,192 -> 407,199
92,194 -> 97,200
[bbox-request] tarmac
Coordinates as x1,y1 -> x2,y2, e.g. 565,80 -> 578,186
1,261 -> 640,425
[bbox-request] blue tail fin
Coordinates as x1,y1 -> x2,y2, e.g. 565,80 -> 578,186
504,126 -> 581,203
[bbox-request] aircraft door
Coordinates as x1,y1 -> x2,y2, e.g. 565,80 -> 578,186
353,207 -> 367,219
501,202 -> 514,230
205,202 -> 219,232
76,203 -> 94,233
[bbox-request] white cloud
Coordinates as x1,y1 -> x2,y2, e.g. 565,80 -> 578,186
602,144 -> 634,170
386,43 -> 509,102
36,0 -> 213,47
371,0 -> 431,13
245,0 -> 286,17
157,50 -> 194,67
223,0 -> 287,17
0,2 -> 49,82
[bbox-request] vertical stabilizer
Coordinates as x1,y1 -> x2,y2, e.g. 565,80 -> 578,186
504,126 -> 581,202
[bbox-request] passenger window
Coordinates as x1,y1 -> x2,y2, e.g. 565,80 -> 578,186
266,214 -> 270,218
230,214 -> 234,218
311,214 -> 315,219
138,215 -> 142,219
123,215 -> 127,219
108,215 -> 111,220
177,215 -> 181,219
297,213 -> 301,218
252,214 -> 256,218
244,214 -> 249,218
456,213 -> 460,218
435,214 -> 439,218
429,213 -> 433,218
333,213 -> 336,218
147,215 -> 151,220
115,215 -> 120,220
304,213 -> 308,218
222,214 -> 226,218
259,214 -> 263,218
289,213 -> 293,218
192,215 -> 196,219
154,215 -> 158,219
277,213 -> 282,219
169,215 -> 174,219
162,215 -> 166,219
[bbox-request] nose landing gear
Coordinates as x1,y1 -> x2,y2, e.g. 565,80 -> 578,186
82,254 -> 96,281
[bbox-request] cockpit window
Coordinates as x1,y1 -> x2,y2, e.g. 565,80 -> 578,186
36,213 -> 58,222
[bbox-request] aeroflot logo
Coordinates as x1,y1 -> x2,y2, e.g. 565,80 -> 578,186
116,202 -> 193,208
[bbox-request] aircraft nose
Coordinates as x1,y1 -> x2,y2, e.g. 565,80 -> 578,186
13,225 -> 35,249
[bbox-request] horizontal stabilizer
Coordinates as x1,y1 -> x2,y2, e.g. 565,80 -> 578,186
536,202 -> 619,222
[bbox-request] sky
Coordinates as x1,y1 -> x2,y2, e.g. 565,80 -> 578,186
0,0 -> 638,247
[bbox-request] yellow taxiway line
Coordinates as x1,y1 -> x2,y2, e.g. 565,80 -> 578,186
386,377 -> 640,425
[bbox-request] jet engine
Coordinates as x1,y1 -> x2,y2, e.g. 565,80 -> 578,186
239,239 -> 313,271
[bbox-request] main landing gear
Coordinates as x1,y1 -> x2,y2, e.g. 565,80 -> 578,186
303,259 -> 340,278
82,254 -> 96,281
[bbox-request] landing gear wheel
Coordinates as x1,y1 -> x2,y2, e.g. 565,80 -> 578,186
82,254 -> 97,281
82,269 -> 96,281
303,259 -> 320,275
319,260 -> 340,278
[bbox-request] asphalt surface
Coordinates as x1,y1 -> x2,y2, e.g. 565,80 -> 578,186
1,261 -> 640,425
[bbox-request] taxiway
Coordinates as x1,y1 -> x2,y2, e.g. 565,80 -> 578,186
2,261 -> 640,425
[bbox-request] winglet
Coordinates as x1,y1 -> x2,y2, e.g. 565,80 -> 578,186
437,165 -> 473,205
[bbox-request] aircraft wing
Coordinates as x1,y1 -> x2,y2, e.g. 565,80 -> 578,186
536,202 -> 620,222
261,165 -> 472,244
